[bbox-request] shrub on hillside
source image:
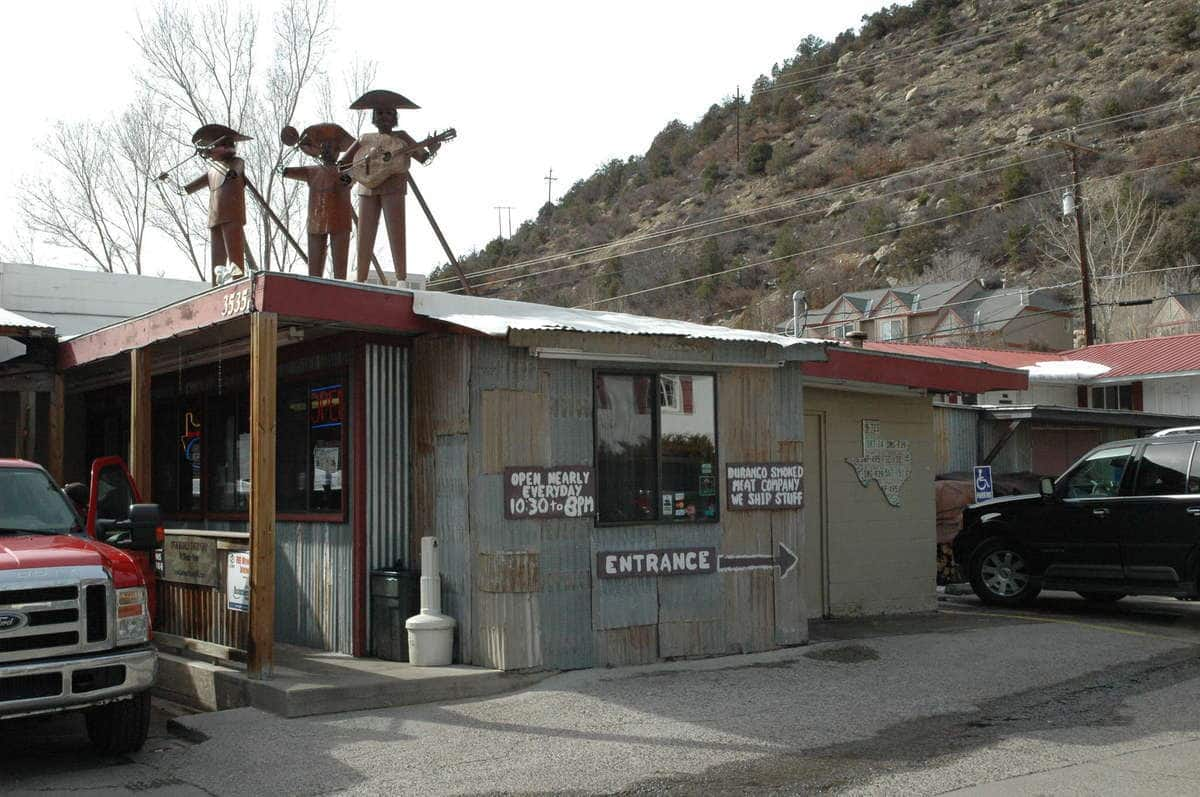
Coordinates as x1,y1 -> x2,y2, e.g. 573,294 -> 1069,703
1155,201 -> 1200,266
850,144 -> 904,181
746,142 -> 774,175
999,163 -> 1035,202
1168,1 -> 1200,50
1096,76 -> 1166,129
832,111 -> 873,143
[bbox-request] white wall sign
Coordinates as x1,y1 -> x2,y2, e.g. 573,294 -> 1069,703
227,550 -> 250,612
846,419 -> 912,507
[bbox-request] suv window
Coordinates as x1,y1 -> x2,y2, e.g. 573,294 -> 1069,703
1062,446 -> 1133,499
1135,442 -> 1195,496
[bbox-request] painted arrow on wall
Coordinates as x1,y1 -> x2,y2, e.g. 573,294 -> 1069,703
718,543 -> 798,579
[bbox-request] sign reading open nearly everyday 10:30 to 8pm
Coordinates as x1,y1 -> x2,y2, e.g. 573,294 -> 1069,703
725,462 -> 805,510
504,465 -> 596,519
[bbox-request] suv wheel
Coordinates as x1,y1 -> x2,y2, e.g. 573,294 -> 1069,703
969,540 -> 1040,606
85,691 -> 151,755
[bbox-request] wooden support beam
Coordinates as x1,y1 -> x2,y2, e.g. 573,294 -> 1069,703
129,349 -> 152,497
16,391 -> 34,460
248,312 -> 278,679
983,419 -> 1024,466
47,374 -> 65,483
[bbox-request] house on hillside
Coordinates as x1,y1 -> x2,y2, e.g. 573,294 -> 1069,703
1148,293 -> 1200,337
790,279 -> 1074,350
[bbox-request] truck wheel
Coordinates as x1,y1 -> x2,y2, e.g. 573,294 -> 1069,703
969,539 -> 1041,606
85,691 -> 151,755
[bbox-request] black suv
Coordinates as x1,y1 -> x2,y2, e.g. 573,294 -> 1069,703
956,431 -> 1200,605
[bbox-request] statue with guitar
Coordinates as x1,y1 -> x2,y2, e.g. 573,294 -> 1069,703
161,86 -> 471,292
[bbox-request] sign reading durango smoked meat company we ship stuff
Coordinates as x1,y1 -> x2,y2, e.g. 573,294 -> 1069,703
504,466 -> 596,519
725,462 -> 805,510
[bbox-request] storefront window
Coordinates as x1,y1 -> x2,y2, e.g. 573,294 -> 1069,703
152,399 -> 203,514
594,372 -> 718,524
278,379 -> 344,514
207,393 -> 250,513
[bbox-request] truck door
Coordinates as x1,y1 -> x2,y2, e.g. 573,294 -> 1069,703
87,457 -> 160,616
1044,445 -> 1133,586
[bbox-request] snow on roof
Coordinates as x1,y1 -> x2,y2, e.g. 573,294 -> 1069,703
0,306 -> 53,333
1022,360 -> 1110,382
410,290 -> 825,348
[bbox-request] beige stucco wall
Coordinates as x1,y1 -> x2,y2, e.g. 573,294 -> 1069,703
804,387 -> 936,616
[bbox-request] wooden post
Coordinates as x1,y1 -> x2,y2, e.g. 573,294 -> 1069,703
47,375 -> 65,483
129,349 -> 152,497
248,312 -> 278,679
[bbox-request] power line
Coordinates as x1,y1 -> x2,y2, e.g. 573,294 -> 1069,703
577,154 -> 1200,309
431,95 -> 1200,290
504,115 -> 1200,300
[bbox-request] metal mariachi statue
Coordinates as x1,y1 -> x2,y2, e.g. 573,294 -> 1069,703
182,124 -> 251,285
279,123 -> 356,279
342,89 -> 451,283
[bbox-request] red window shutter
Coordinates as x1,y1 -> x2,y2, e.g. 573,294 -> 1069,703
1132,381 -> 1144,411
595,375 -> 610,410
1077,385 -> 1088,408
682,377 -> 694,414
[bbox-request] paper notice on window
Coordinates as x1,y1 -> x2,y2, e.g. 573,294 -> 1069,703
227,551 -> 250,612
237,433 -> 251,482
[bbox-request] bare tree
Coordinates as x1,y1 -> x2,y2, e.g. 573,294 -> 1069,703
1038,178 -> 1161,342
22,118 -> 159,275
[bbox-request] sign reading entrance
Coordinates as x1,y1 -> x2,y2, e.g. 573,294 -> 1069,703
504,465 -> 596,519
162,536 -> 219,586
725,462 -> 805,509
597,547 -> 718,578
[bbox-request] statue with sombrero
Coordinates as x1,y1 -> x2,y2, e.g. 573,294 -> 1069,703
279,123 -> 356,279
341,89 -> 456,283
182,124 -> 251,285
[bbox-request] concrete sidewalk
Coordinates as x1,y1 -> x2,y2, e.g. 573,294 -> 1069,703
156,643 -> 548,718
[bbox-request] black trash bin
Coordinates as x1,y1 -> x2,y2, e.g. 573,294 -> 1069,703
371,569 -> 419,661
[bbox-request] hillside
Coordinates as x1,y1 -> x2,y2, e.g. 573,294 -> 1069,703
435,0 -> 1200,339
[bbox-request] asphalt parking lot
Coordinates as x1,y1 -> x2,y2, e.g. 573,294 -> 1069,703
5,592 -> 1200,795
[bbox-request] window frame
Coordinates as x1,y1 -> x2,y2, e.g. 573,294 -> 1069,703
276,371 -> 348,521
592,369 -> 720,528
1131,440 -> 1200,498
144,364 -> 349,524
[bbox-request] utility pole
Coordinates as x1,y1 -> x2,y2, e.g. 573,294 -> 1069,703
505,206 -> 513,237
544,168 -> 557,205
493,206 -> 505,238
494,205 -> 514,237
1048,130 -> 1102,345
734,85 -> 743,162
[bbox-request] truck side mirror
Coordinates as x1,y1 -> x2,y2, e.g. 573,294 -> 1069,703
114,504 -> 162,551
1039,477 -> 1056,499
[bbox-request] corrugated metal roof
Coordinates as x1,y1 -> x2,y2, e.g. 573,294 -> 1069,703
1066,333 -> 1200,379
410,291 -> 826,349
0,306 -> 54,334
870,334 -> 1200,382
862,341 -> 1062,369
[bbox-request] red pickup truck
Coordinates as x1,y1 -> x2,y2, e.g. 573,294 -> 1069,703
0,456 -> 162,754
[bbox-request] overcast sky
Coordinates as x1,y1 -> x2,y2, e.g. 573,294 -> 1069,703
0,0 -> 894,280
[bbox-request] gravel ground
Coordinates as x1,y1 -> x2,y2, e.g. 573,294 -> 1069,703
6,595 -> 1200,795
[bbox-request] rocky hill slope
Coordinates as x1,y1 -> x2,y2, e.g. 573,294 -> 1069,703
437,0 -> 1200,338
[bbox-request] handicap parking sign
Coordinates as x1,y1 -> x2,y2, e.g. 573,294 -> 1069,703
974,465 -> 994,503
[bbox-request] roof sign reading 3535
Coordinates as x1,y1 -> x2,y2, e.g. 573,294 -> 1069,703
504,466 -> 596,519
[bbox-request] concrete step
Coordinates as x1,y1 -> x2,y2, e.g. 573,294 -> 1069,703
155,648 -> 548,719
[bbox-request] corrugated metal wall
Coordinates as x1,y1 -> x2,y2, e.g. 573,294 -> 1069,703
166,519 -> 354,653
411,333 -> 808,671
366,344 -> 408,571
933,405 -> 979,474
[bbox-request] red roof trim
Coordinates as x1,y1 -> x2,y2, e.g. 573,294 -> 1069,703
58,273 -> 443,369
802,346 -> 1029,393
